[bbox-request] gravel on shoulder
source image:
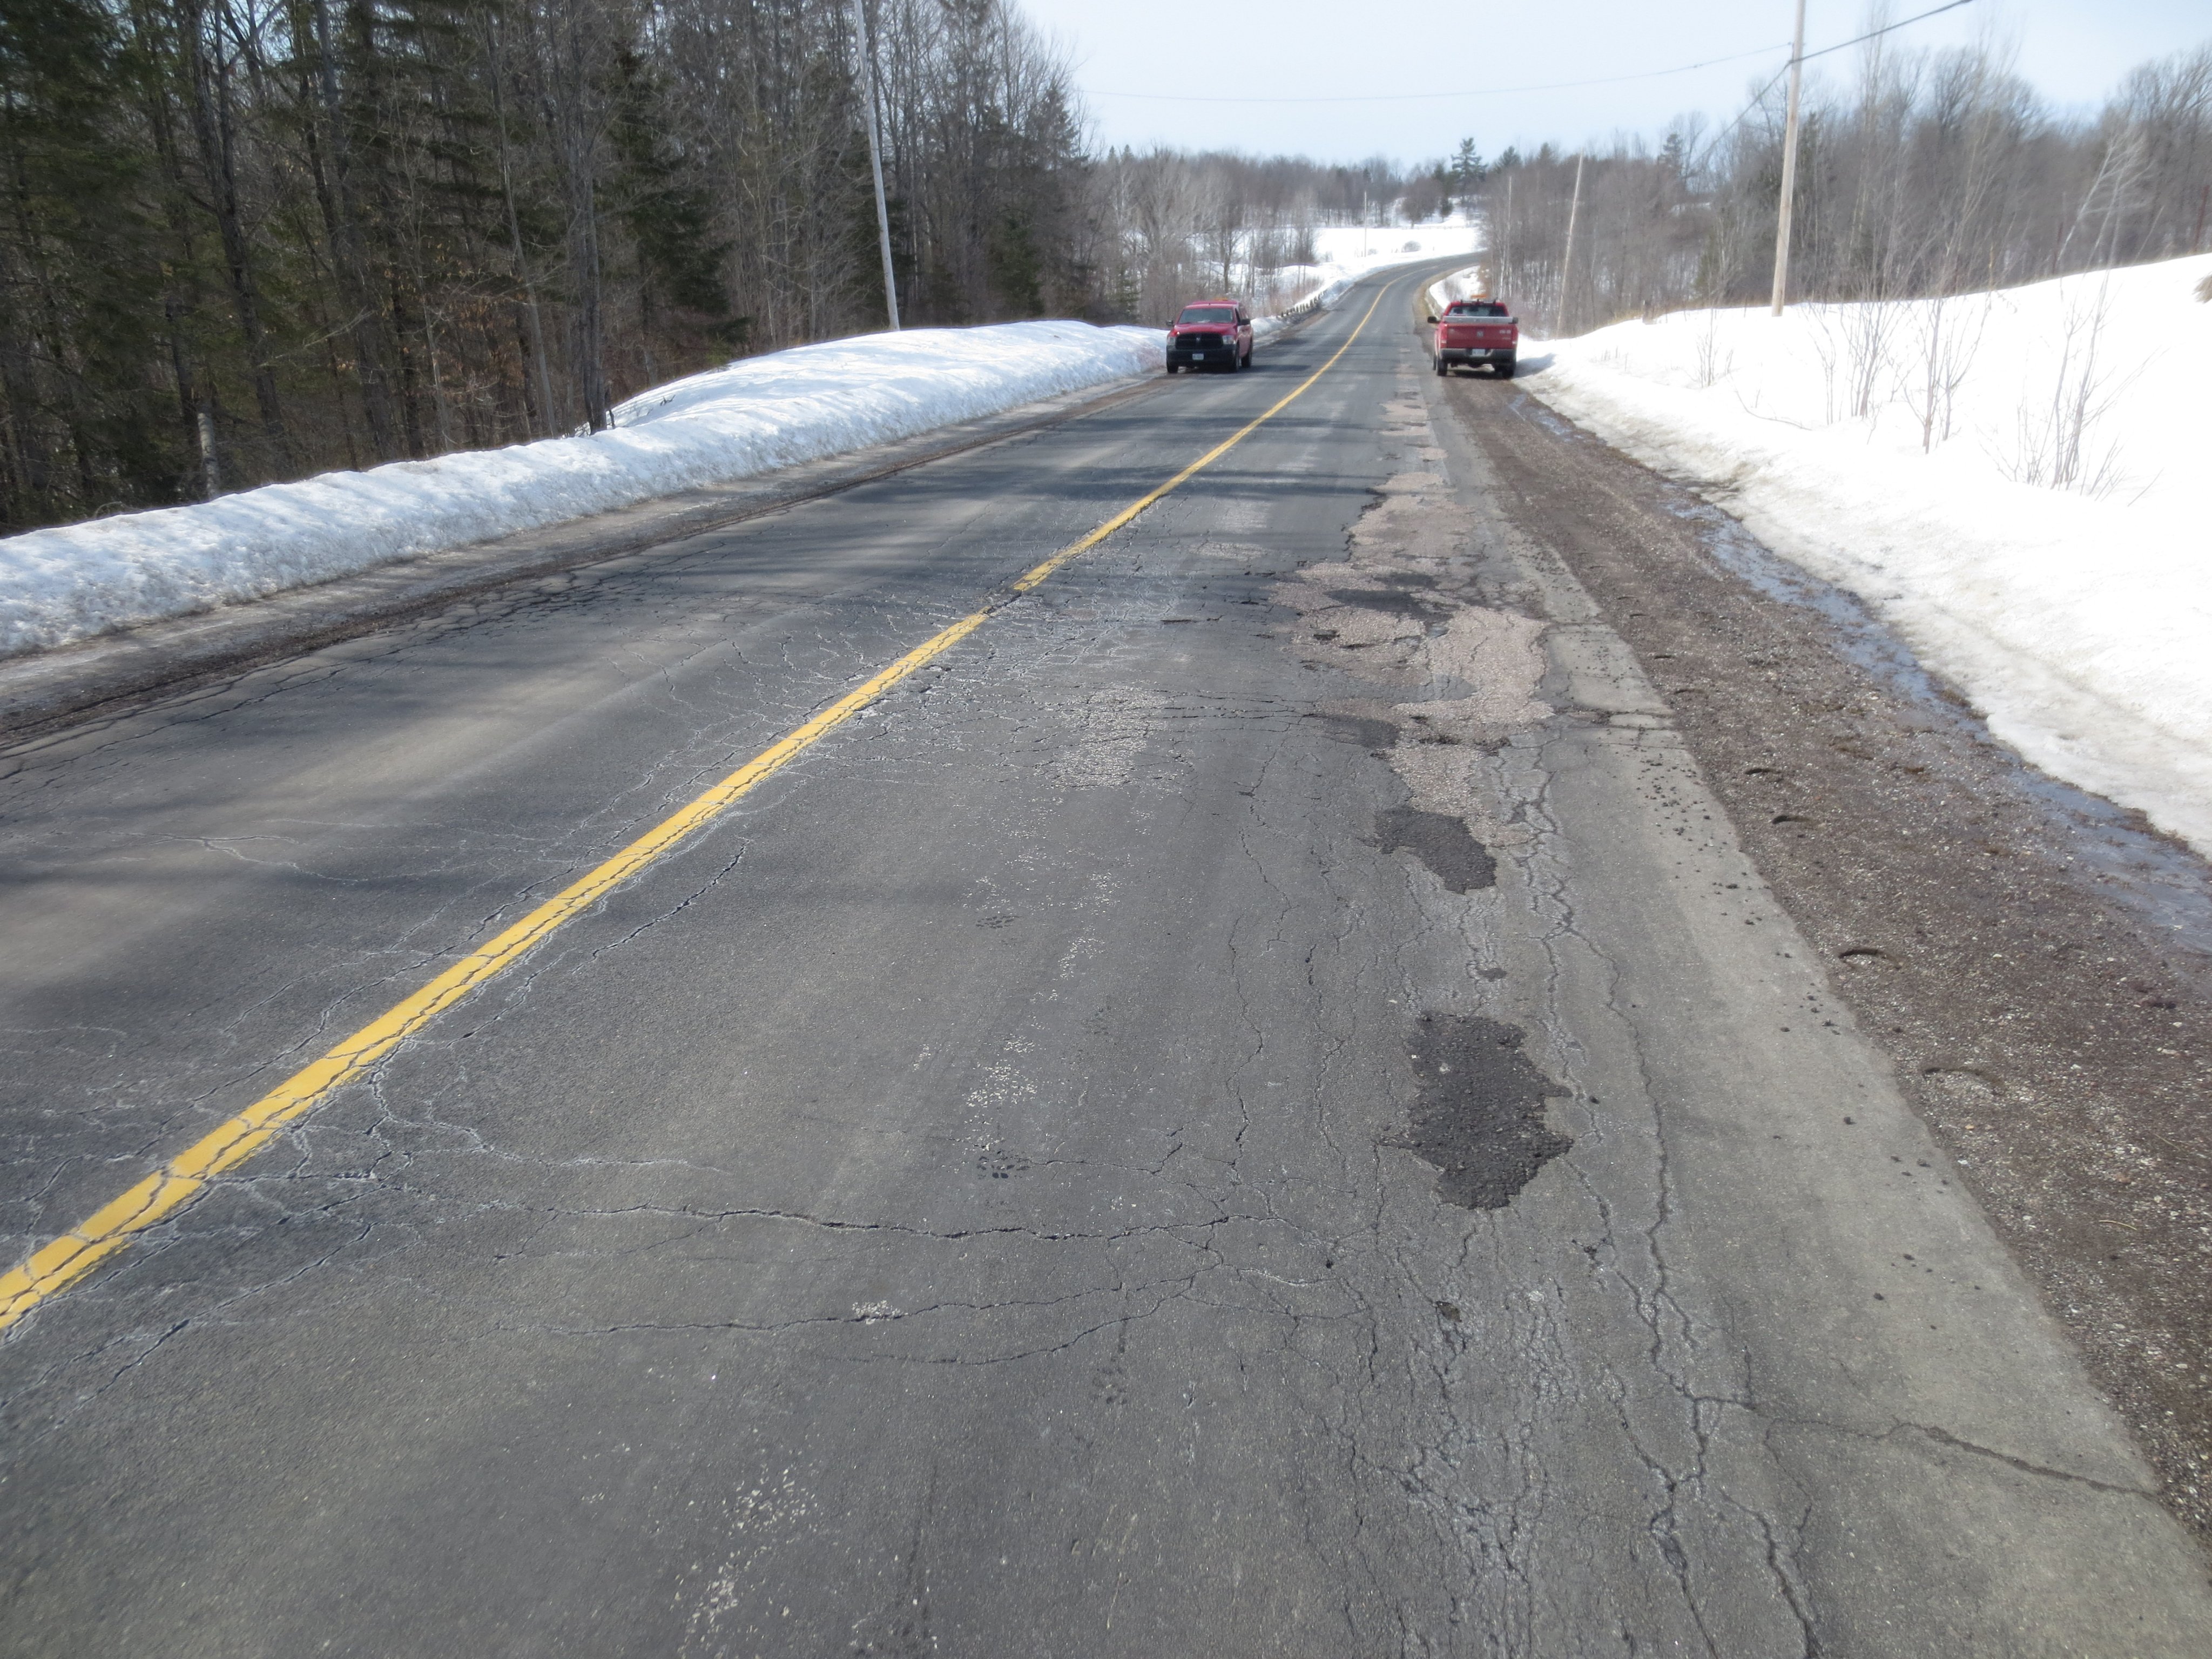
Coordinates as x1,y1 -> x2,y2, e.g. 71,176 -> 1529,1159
1442,372 -> 2212,1544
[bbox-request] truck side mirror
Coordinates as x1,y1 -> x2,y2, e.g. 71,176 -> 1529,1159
1424,313 -> 1438,323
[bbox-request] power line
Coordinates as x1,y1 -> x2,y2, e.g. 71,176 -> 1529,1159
1087,43 -> 1791,106
1688,0 -> 1981,171
1084,0 -> 1980,111
1688,68 -> 1795,171
1799,0 -> 1981,70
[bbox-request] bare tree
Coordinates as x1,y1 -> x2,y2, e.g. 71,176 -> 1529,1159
3,1 -> 2204,534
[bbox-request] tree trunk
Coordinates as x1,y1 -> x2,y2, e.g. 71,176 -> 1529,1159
485,12 -> 558,436
305,0 -> 399,457
180,0 -> 288,464
559,0 -> 609,429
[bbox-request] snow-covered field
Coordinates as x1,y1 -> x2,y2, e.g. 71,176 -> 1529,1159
1510,254 -> 2212,858
1263,219 -> 1482,320
0,322 -> 1163,659
1305,219 -> 1482,273
1424,266 -> 1490,311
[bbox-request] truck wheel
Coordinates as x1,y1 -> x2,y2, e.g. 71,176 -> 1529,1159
1496,356 -> 1517,380
1166,363 -> 1179,375
1433,358 -> 1447,376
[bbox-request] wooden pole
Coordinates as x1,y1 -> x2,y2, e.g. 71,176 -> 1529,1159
1559,154 -> 1586,334
852,0 -> 900,330
1771,0 -> 1808,315
1502,173 -> 1512,295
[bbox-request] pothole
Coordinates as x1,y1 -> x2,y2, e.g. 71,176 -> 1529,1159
1307,712 -> 1399,750
1375,806 -> 1496,893
1393,1015 -> 1573,1209
1326,588 -> 1447,622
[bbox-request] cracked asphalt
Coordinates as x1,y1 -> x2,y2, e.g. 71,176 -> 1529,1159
2,267 -> 2208,1655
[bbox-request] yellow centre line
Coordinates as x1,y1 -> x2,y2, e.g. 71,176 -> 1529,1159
0,282 -> 1395,1334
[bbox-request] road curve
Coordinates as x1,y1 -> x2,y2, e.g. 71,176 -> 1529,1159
1,265 -> 2207,1656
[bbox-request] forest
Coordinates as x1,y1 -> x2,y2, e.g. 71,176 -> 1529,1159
1478,36 -> 2212,336
2,0 -> 2206,533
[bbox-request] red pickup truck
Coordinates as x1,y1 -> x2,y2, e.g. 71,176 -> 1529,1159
1165,300 -> 1253,373
1429,299 -> 1518,378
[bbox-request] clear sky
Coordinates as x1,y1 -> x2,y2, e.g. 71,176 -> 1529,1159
1020,0 -> 2211,166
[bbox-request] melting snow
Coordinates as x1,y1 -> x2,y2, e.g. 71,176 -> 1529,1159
1511,254 -> 2212,858
0,321 -> 1163,658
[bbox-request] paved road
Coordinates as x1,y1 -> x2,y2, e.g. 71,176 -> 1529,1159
2,268 -> 2207,1656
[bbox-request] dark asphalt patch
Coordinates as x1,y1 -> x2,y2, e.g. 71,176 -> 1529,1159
1447,372 -> 2212,1539
1396,1015 -> 1572,1210
1309,712 -> 1398,751
1326,588 -> 1446,621
1376,806 -> 1495,893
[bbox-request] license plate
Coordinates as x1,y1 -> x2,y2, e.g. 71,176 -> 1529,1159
1191,352 -> 1208,359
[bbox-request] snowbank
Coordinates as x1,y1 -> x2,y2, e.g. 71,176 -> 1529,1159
1306,220 -> 1481,270
1424,266 -> 1489,312
1521,254 -> 2212,855
1262,221 -> 1485,326
0,321 -> 1164,658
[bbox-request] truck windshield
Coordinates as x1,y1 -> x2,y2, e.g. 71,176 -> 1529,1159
1448,302 -> 1508,317
1177,306 -> 1236,325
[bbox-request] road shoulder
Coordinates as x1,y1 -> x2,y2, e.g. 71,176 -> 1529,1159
1329,342 -> 2212,1645
0,372 -> 1175,745
1433,361 -> 2212,1552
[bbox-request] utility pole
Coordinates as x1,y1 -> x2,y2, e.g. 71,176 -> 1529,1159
1501,173 -> 1512,295
1558,154 -> 1585,335
1771,0 -> 1808,315
852,0 -> 900,330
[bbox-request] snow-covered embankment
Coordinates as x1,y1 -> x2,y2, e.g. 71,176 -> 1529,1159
1495,255 -> 2212,858
1266,221 -> 1483,327
0,321 -> 1164,659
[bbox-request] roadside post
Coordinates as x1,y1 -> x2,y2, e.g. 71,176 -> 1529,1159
852,0 -> 901,331
1771,0 -> 1809,314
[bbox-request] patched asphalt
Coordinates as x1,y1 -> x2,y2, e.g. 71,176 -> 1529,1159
1,266 -> 2207,1655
